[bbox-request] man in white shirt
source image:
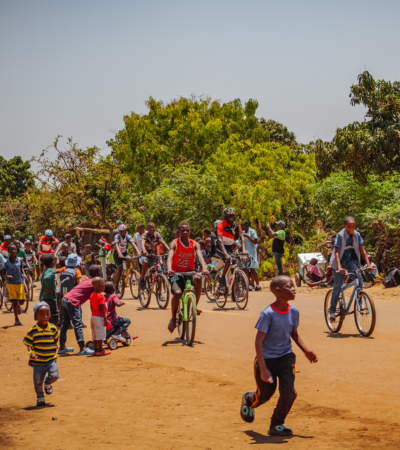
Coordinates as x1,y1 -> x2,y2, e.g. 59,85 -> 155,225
133,223 -> 145,259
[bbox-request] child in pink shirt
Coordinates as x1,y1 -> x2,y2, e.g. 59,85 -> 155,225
104,282 -> 131,342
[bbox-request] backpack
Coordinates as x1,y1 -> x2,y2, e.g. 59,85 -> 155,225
381,268 -> 400,288
209,232 -> 218,257
60,268 -> 77,295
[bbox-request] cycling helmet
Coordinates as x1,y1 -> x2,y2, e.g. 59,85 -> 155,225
4,235 -> 11,240
45,229 -> 53,237
214,220 -> 221,228
223,206 -> 235,215
275,220 -> 286,228
118,224 -> 128,231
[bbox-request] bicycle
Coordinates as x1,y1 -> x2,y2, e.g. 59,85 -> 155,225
171,271 -> 207,346
138,254 -> 170,309
23,263 -> 34,303
213,252 -> 251,310
324,268 -> 376,337
113,255 -> 139,300
3,279 -> 30,313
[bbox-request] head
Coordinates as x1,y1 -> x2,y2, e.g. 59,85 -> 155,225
118,223 -> 128,237
42,254 -> 55,269
324,222 -> 331,231
85,244 -> 92,252
343,216 -> 356,235
24,241 -> 32,252
146,222 -> 156,236
202,228 -> 211,239
194,237 -> 201,242
65,234 -> 72,244
137,223 -> 145,234
325,266 -> 333,275
8,243 -> 17,258
310,258 -> 318,266
241,220 -> 250,233
58,255 -> 67,268
4,235 -> 11,245
34,302 -> 50,326
20,236 -> 26,244
61,242 -> 69,254
66,253 -> 81,268
116,220 -> 122,227
275,220 -> 286,230
367,254 -> 373,263
223,207 -> 236,225
88,265 -> 102,278
178,221 -> 190,240
104,281 -> 115,295
45,229 -> 53,239
173,229 -> 180,239
198,239 -> 205,250
13,240 -> 20,247
32,242 -> 38,249
270,275 -> 295,301
92,277 -> 105,293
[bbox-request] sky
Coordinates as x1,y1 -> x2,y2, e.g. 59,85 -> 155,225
1,0 -> 399,162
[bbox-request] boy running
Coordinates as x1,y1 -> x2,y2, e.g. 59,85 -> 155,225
240,275 -> 317,436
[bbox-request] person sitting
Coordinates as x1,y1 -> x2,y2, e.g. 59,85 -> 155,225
104,282 -> 132,342
304,258 -> 323,283
305,266 -> 334,288
362,255 -> 378,284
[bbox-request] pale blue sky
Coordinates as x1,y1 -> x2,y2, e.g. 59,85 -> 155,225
1,0 -> 399,161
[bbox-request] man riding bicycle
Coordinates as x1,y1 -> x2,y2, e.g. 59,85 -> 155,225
113,224 -> 140,293
216,207 -> 246,292
38,230 -> 59,255
139,223 -> 169,290
166,221 -> 209,333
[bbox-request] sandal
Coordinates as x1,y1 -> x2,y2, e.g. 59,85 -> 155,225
44,384 -> 53,395
197,310 -> 202,315
240,392 -> 255,423
268,425 -> 293,436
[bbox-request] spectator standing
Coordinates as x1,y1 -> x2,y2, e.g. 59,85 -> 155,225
54,234 -> 77,257
267,221 -> 286,276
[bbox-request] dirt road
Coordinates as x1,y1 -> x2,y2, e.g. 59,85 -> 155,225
1,281 -> 400,449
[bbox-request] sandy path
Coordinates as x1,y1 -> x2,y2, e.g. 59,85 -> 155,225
1,281 -> 400,449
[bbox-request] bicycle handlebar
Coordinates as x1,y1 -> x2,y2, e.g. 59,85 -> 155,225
169,271 -> 208,277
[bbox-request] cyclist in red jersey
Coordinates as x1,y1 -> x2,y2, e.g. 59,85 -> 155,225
1,235 -> 12,257
166,221 -> 209,333
38,230 -> 59,255
216,207 -> 247,292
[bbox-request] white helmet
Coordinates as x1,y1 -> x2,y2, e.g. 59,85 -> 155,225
118,224 -> 128,231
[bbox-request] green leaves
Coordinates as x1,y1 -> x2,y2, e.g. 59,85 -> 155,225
0,156 -> 33,198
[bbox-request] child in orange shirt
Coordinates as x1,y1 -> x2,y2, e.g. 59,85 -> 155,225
89,277 -> 110,356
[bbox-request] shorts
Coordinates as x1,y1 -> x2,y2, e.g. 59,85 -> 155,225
91,316 -> 106,340
169,273 -> 194,294
7,283 -> 26,300
215,245 -> 234,260
139,256 -> 156,269
114,251 -> 128,267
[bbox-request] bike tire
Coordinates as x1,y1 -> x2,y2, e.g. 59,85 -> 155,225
354,290 -> 376,337
139,277 -> 151,308
232,269 -> 249,310
0,285 -> 3,309
4,283 -> 12,311
129,269 -> 140,299
214,277 -> 227,308
20,282 -> 30,313
28,275 -> 34,302
205,277 -> 216,302
185,294 -> 197,346
324,289 -> 344,333
156,273 -> 170,309
115,271 -> 126,300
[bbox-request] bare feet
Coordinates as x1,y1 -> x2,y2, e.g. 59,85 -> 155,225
168,319 -> 176,333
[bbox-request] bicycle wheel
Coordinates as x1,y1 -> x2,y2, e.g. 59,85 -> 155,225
139,277 -> 151,308
205,277 -> 216,302
185,294 -> 197,346
20,282 -> 30,313
29,276 -> 34,301
155,273 -> 170,309
0,285 -> 3,309
115,271 -> 126,299
324,289 -> 344,333
4,282 -> 12,312
232,269 -> 249,310
129,269 -> 140,299
354,290 -> 376,337
214,277 -> 227,308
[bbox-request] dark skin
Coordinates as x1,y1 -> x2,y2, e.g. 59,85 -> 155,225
254,278 -> 318,384
140,223 -> 169,282
266,222 -> 281,239
241,221 -> 260,286
202,231 -> 211,249
2,245 -> 27,322
166,225 -> 209,333
90,278 -> 107,353
27,306 -> 58,358
115,230 -> 140,285
42,259 -> 60,295
217,213 -> 246,278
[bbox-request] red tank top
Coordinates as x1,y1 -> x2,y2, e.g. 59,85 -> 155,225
171,239 -> 195,272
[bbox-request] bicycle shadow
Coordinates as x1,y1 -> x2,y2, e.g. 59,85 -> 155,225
136,307 -> 163,311
212,307 -> 241,312
162,338 -> 204,347
244,430 -> 313,444
324,331 -> 374,339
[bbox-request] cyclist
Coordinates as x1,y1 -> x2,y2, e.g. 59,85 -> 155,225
24,240 -> 38,287
114,224 -> 140,293
166,221 -> 209,333
139,223 -> 169,290
216,207 -> 246,292
38,230 -> 59,256
1,235 -> 12,257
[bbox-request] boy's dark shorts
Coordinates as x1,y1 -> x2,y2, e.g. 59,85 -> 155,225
114,251 -> 128,268
169,274 -> 194,294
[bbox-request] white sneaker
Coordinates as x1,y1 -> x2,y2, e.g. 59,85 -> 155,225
112,334 -> 126,343
328,313 -> 336,323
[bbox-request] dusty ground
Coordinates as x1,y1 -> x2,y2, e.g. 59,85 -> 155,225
1,279 -> 400,449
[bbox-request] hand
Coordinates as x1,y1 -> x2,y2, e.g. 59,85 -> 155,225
260,367 -> 273,383
167,270 -> 175,276
266,222 -> 270,228
118,253 -> 124,259
339,268 -> 346,274
366,265 -> 374,273
305,351 -> 318,363
224,252 -> 230,260
6,275 -> 13,280
143,251 -> 148,257
103,319 -> 108,327
31,352 -> 38,359
201,269 -> 209,276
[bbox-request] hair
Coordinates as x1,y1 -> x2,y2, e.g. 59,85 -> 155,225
202,228 -> 211,235
92,277 -> 104,288
194,237 -> 201,242
198,239 -> 205,249
344,216 -> 355,224
89,265 -> 101,277
178,221 -> 190,230
241,220 -> 250,227
85,243 -> 92,249
324,222 -> 331,229
42,254 -> 55,268
326,265 -> 333,273
270,275 -> 292,293
105,281 -> 115,294
58,255 -> 67,267
310,258 -> 318,265
147,222 -> 155,228
8,243 -> 17,251
61,242 -> 69,248
137,223 -> 144,229
13,240 -> 20,246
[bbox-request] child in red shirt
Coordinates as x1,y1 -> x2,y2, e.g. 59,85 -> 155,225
89,277 -> 110,356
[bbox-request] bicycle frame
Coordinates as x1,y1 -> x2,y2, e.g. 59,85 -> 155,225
178,279 -> 195,322
339,273 -> 371,315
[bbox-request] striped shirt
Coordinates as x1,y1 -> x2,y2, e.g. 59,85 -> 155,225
23,323 -> 59,366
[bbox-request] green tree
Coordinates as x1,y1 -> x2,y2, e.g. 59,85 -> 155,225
315,71 -> 400,182
0,156 -> 34,198
259,119 -> 298,147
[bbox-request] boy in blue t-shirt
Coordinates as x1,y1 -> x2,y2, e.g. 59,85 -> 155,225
240,275 -> 318,436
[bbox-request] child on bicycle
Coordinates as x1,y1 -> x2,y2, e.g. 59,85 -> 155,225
328,216 -> 373,323
240,275 -> 318,436
166,221 -> 209,333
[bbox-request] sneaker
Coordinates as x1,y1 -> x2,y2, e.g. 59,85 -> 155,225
328,313 -> 336,323
112,334 -> 126,343
77,347 -> 94,356
249,286 -> 254,291
36,398 -> 46,407
255,286 -> 261,291
32,283 -> 37,287
14,320 -> 22,326
44,384 -> 53,395
139,280 -> 147,290
58,346 -> 74,355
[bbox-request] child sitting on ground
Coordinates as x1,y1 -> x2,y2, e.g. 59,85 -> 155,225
23,301 -> 60,407
89,277 -> 110,356
240,275 -> 318,436
306,265 -> 334,288
304,258 -> 323,283
83,244 -> 97,277
104,282 -> 132,342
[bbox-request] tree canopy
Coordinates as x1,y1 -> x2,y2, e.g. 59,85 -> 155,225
0,156 -> 34,198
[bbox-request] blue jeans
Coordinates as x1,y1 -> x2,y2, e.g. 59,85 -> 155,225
273,252 -> 284,276
60,298 -> 84,347
329,260 -> 363,313
110,317 -> 131,336
33,360 -> 59,399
